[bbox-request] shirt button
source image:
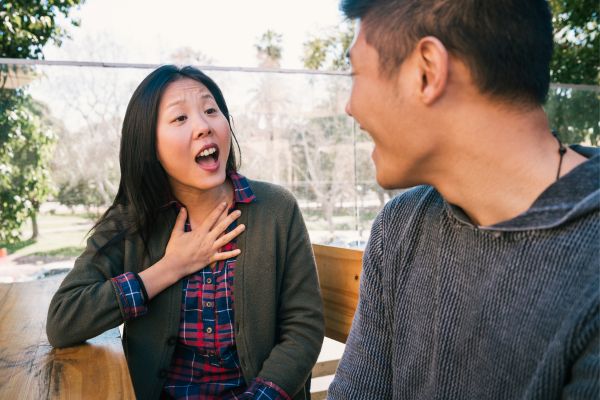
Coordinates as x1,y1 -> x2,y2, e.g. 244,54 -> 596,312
206,278 -> 213,284
206,327 -> 213,334
205,301 -> 213,308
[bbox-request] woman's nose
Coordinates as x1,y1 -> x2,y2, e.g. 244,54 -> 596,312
193,114 -> 211,138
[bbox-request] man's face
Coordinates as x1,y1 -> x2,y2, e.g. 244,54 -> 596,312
346,23 -> 431,189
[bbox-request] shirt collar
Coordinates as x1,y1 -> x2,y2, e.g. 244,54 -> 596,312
229,172 -> 256,204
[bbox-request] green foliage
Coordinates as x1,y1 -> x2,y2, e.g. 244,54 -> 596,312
57,180 -> 105,209
547,0 -> 600,145
255,30 -> 283,67
302,23 -> 355,71
549,0 -> 599,84
0,0 -> 83,243
0,0 -> 83,59
0,90 -> 56,243
0,238 -> 35,255
546,88 -> 600,145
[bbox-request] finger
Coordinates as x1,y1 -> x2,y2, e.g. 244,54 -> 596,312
210,210 -> 242,238
171,207 -> 187,237
214,224 -> 245,249
210,249 -> 242,263
201,202 -> 228,232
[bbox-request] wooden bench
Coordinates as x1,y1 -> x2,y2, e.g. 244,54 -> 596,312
310,244 -> 363,399
0,276 -> 135,399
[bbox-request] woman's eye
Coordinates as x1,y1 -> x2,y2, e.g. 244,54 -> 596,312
173,115 -> 187,123
205,108 -> 218,115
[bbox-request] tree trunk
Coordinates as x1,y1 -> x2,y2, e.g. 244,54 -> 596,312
30,211 -> 39,240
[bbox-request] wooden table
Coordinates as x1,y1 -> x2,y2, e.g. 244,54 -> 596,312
0,275 -> 135,399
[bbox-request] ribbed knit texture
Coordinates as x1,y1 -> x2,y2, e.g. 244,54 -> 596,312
329,151 -> 600,399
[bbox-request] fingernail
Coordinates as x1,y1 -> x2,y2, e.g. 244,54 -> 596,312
222,202 -> 227,208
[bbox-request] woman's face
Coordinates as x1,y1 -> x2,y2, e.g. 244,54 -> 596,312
156,78 -> 231,195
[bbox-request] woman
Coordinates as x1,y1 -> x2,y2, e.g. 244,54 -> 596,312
46,65 -> 324,400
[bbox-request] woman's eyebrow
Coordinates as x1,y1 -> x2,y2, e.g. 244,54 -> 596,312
165,93 -> 214,109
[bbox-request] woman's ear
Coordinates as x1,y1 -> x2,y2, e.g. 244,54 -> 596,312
415,36 -> 449,105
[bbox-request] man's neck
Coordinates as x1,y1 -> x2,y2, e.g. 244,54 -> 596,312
429,104 -> 587,227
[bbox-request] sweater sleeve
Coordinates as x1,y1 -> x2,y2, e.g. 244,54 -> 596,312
255,198 -> 325,397
562,328 -> 600,399
46,216 -> 132,348
327,211 -> 394,399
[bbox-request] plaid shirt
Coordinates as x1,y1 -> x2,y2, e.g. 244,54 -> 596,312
112,173 -> 290,400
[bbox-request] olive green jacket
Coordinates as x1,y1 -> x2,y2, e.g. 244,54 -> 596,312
46,180 -> 325,399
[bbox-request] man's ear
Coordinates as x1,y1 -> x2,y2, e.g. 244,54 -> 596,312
415,36 -> 448,105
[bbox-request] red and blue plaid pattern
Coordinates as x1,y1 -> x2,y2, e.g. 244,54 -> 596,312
112,272 -> 147,320
113,174 -> 289,399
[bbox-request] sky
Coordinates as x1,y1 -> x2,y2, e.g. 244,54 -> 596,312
45,0 -> 348,69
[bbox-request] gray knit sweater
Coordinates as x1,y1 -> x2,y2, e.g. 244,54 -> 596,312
329,146 -> 600,399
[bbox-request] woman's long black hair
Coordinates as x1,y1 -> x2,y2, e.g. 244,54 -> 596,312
94,65 -> 241,249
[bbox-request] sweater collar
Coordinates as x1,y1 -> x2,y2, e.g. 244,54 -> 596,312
447,145 -> 599,232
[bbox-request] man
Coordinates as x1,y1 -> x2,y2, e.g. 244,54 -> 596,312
328,0 -> 599,399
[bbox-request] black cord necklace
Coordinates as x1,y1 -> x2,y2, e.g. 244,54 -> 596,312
552,130 -> 567,181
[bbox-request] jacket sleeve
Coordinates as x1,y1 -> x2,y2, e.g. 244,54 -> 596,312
327,211 -> 394,399
256,199 -> 325,397
46,217 -> 132,348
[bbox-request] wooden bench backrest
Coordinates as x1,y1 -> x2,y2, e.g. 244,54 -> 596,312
312,244 -> 363,343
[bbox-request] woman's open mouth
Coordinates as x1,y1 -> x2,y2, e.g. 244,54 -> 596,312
195,144 -> 220,172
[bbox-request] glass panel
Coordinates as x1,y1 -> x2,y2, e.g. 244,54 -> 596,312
2,62 -> 598,251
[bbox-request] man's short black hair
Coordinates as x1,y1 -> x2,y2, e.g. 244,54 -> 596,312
341,0 -> 554,105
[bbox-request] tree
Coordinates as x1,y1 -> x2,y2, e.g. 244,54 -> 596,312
549,0 -> 599,85
547,0 -> 599,146
0,1 -> 83,59
255,30 -> 283,68
45,35 -> 132,213
0,0 -> 84,243
302,22 -> 355,72
0,91 -> 55,242
301,22 -> 399,235
168,47 -> 214,66
245,30 -> 293,184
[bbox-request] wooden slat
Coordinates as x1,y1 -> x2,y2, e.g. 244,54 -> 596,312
312,244 -> 363,343
0,276 -> 135,399
311,390 -> 328,400
312,359 -> 339,378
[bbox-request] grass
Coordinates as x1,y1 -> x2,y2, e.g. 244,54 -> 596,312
26,246 -> 85,258
2,213 -> 92,262
0,238 -> 36,254
14,246 -> 85,265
